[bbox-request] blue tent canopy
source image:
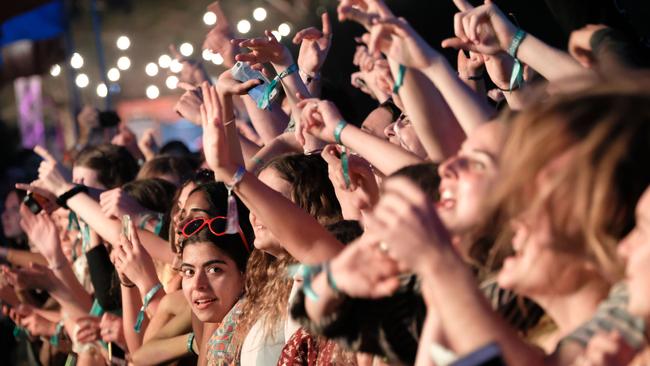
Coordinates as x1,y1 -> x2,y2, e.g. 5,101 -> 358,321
1,0 -> 64,47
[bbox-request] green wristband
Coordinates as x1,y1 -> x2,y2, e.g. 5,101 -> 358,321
334,120 -> 348,145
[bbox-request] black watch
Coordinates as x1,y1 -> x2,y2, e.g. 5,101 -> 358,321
56,185 -> 88,209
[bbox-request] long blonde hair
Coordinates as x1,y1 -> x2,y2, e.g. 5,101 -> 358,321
493,77 -> 650,281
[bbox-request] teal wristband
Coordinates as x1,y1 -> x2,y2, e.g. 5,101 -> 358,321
187,332 -> 197,355
134,283 -> 163,333
259,63 -> 298,110
341,148 -> 351,189
507,29 -> 527,58
392,64 -> 407,94
50,321 -> 65,347
334,120 -> 348,145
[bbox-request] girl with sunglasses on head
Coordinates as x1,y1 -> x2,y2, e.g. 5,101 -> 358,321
131,181 -> 253,366
199,80 -> 351,365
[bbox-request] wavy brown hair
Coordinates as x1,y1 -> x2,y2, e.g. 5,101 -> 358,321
233,153 -> 343,347
491,76 -> 650,280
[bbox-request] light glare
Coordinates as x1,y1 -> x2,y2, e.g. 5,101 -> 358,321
166,75 -> 179,90
158,54 -> 172,68
70,53 -> 84,69
278,23 -> 291,36
237,20 -> 251,34
75,73 -> 89,88
50,64 -> 61,77
146,85 -> 160,99
117,56 -> 131,70
116,35 -> 131,50
203,11 -> 217,26
107,68 -> 120,81
96,83 -> 108,97
179,43 -> 194,57
253,8 -> 267,21
145,62 -> 159,76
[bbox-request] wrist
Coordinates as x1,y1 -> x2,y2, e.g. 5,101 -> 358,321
216,164 -> 240,186
55,183 -> 75,197
136,276 -> 159,296
271,51 -> 295,70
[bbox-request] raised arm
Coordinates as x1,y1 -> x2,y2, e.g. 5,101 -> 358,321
299,99 -> 423,175
367,17 -> 492,135
22,148 -> 174,264
200,84 -> 344,263
442,0 -> 589,82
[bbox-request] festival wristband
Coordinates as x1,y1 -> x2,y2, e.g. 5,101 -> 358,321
334,120 -> 348,145
392,64 -> 407,94
259,63 -> 298,109
324,262 -> 340,295
341,148 -> 351,189
56,185 -> 88,209
134,283 -> 163,333
187,332 -> 197,355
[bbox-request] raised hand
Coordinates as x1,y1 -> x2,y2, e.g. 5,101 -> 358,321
34,146 -> 72,197
573,331 -> 637,366
215,69 -> 263,97
111,124 -> 144,161
3,263 -> 55,291
296,98 -> 345,144
99,312 -> 125,345
457,50 -> 485,80
169,44 -> 209,85
138,128 -> 159,161
329,234 -> 400,298
293,12 -> 332,76
174,82 -> 204,126
15,182 -> 58,213
367,17 -> 439,69
234,31 -> 293,67
73,316 -> 101,344
200,82 -> 237,182
365,177 -> 452,273
203,1 -> 239,68
337,0 -> 393,28
99,188 -> 146,219
441,0 -> 517,56
322,145 -> 379,216
113,219 -> 159,291
16,304 -> 56,337
19,204 -> 66,266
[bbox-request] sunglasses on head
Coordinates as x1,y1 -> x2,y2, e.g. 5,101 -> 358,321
181,216 -> 250,252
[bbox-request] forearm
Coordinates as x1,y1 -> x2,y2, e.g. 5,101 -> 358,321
239,131 -> 262,163
247,132 -> 303,172
135,276 -> 165,321
517,34 -> 590,81
121,284 -> 144,352
303,271 -> 346,324
419,249 -> 545,365
35,308 -> 62,323
47,276 -> 91,317
241,95 -> 289,144
422,58 -> 494,133
339,125 -> 423,175
232,171 -> 344,263
130,333 -> 190,366
65,191 -> 174,263
220,94 -> 246,168
5,249 -> 48,267
144,308 -> 191,343
396,66 -> 465,161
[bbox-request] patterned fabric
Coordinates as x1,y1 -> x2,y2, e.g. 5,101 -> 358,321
207,299 -> 243,366
277,328 -> 335,366
291,275 -> 543,365
562,282 -> 646,350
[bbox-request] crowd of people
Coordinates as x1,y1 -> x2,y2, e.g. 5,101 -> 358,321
2,0 -> 650,365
